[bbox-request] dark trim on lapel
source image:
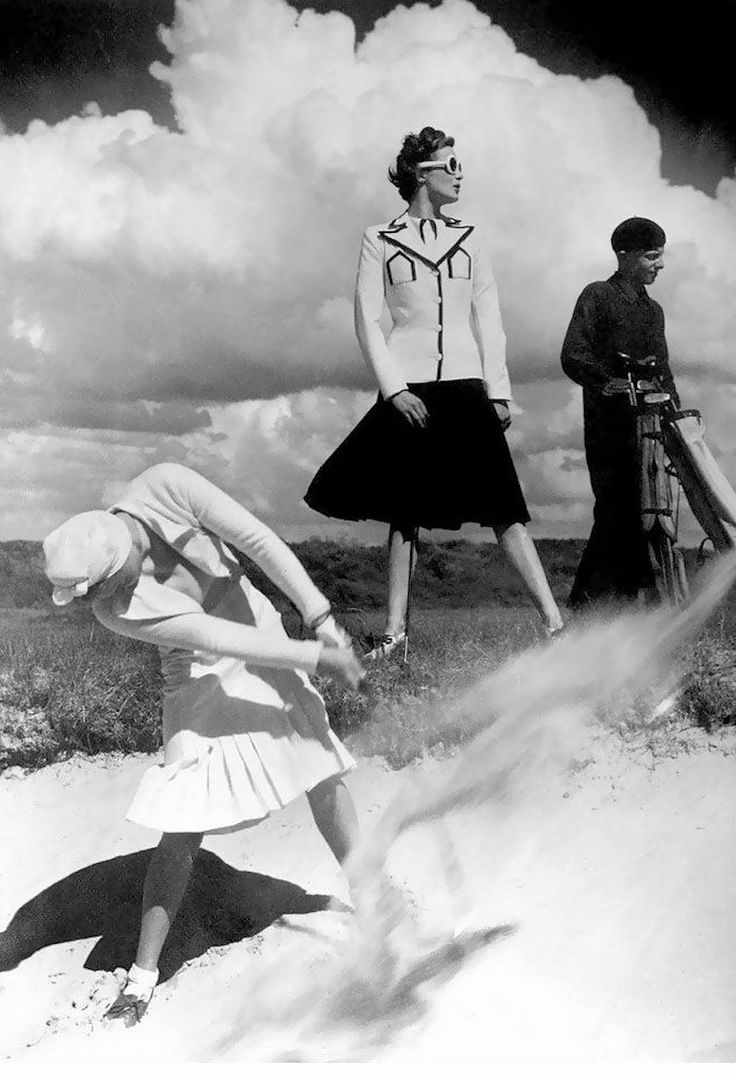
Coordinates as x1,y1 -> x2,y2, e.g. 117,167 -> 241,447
379,234 -> 440,272
380,226 -> 475,271
378,212 -> 409,237
378,225 -> 475,271
377,212 -> 475,269
435,226 -> 474,267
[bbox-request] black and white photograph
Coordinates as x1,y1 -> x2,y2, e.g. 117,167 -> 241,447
0,0 -> 734,1064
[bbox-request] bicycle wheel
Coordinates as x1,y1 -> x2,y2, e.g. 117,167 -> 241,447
674,545 -> 690,602
649,525 -> 689,605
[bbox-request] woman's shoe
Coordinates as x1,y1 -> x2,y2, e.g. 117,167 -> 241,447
364,632 -> 407,662
104,988 -> 152,1026
104,963 -> 158,1026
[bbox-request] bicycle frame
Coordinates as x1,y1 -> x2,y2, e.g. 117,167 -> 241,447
605,354 -> 689,603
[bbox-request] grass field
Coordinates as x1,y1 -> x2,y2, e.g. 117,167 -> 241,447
2,535 -> 735,771
2,597 -> 735,772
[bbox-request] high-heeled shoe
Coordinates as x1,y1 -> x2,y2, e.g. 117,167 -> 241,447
364,631 -> 407,662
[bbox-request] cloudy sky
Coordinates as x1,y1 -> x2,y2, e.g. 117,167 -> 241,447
1,0 -> 734,543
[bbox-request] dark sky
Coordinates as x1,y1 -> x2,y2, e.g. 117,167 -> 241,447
0,0 -> 733,191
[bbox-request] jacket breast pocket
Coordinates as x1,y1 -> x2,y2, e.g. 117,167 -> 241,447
447,247 -> 472,280
386,251 -> 417,286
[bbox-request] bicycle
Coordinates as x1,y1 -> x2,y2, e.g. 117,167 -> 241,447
603,352 -> 690,605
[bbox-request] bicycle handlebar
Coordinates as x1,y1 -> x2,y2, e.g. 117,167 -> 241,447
604,351 -> 674,411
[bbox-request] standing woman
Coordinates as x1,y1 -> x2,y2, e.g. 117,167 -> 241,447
306,126 -> 563,658
43,463 -> 364,1024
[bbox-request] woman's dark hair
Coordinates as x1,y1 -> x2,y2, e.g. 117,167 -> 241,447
388,126 -> 455,203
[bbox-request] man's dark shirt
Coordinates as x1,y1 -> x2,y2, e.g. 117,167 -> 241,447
561,271 -> 679,450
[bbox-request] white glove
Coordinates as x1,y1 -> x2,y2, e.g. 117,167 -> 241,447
315,614 -> 352,649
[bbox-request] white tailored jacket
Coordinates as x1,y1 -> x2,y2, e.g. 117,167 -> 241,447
354,210 -> 511,402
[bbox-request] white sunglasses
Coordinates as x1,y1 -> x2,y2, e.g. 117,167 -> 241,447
417,154 -> 463,176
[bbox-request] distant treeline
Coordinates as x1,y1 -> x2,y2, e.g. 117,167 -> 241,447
1,536 -> 586,613
1,541 -> 48,610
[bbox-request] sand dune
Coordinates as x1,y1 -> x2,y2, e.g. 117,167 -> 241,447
0,725 -> 733,1064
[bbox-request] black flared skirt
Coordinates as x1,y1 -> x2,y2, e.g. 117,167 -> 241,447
304,378 -> 530,531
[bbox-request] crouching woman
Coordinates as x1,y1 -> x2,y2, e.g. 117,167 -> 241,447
43,462 -> 364,1024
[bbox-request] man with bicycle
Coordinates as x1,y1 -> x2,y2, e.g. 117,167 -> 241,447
561,217 -> 681,609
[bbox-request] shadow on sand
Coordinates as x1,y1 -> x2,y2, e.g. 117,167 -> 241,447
0,848 -> 339,983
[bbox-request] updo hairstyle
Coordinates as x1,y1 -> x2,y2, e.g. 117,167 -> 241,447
388,126 -> 455,202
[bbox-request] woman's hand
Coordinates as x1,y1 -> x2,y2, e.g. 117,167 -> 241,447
390,390 -> 428,428
316,645 -> 366,690
491,400 -> 511,430
315,614 -> 352,649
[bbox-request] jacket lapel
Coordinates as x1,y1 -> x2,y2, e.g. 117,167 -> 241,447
378,211 -> 474,269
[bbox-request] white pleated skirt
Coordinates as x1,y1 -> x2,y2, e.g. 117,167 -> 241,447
126,579 -> 355,834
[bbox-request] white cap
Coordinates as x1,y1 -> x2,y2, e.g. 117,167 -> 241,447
43,511 -> 133,605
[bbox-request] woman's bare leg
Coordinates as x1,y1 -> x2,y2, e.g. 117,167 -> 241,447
134,831 -> 203,972
106,831 -> 202,1021
493,522 -> 564,633
386,523 -> 416,637
307,776 -> 358,866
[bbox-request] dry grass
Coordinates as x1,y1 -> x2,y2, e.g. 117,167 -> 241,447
1,603 -> 735,773
0,615 -> 161,769
318,606 -> 544,767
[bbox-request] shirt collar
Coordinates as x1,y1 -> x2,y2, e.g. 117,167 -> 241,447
611,271 -> 647,303
408,216 -> 441,244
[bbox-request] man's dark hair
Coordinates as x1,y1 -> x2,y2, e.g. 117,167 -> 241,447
611,217 -> 666,253
388,126 -> 455,203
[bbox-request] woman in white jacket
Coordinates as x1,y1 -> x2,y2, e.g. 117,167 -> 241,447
43,463 -> 364,1024
306,126 -> 563,657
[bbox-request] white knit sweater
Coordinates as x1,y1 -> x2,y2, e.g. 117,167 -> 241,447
93,463 -> 328,674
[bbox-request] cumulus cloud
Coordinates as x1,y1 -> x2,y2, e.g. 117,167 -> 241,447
0,0 -> 734,539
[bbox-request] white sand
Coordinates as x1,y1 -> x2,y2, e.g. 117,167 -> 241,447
0,726 -> 734,1064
